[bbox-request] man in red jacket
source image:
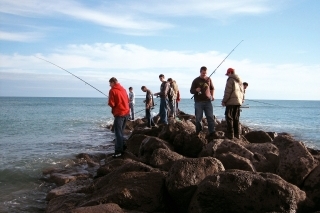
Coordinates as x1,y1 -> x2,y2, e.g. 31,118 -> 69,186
108,77 -> 130,158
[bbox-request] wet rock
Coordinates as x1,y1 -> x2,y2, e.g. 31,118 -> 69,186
139,136 -> 174,163
244,130 -> 273,143
71,203 -> 124,213
96,158 -> 136,178
216,152 -> 256,172
76,153 -> 106,167
46,179 -> 93,201
273,135 -> 317,186
166,157 -> 224,212
149,148 -> 184,171
189,170 -> 311,213
47,167 -> 92,186
302,165 -> 320,211
46,193 -> 87,213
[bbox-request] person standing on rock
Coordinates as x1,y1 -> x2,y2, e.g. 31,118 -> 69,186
128,87 -> 135,120
167,78 -> 179,118
141,86 -> 156,128
190,66 -> 215,136
108,77 -> 130,158
154,74 -> 170,125
221,68 -> 244,139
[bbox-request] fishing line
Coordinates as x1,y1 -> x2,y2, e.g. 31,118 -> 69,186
35,56 -> 108,97
245,99 -> 285,108
191,40 -> 244,99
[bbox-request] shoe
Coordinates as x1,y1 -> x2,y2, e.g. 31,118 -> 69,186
112,152 -> 122,158
144,127 -> 151,129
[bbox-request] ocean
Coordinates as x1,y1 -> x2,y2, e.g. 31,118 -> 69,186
0,97 -> 319,212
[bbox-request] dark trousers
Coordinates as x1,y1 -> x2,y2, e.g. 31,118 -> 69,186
146,108 -> 155,127
225,105 -> 241,136
113,115 -> 128,153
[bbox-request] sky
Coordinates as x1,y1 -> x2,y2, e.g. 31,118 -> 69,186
0,0 -> 319,100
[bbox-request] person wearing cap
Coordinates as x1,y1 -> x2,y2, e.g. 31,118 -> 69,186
108,77 -> 130,158
190,66 -> 215,136
221,68 -> 244,139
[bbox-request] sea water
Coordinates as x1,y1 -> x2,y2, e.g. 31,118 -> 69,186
0,97 -> 319,212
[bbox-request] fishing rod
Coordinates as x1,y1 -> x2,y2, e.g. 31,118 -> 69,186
35,56 -> 108,97
191,40 -> 244,99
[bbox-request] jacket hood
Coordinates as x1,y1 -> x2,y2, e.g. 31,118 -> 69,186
229,74 -> 241,83
112,83 -> 125,91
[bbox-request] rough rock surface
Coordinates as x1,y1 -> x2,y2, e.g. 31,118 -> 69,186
273,135 -> 317,186
189,170 -> 311,213
166,157 -> 225,212
244,130 -> 273,143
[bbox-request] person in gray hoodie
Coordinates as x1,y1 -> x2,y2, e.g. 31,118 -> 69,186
221,68 -> 244,139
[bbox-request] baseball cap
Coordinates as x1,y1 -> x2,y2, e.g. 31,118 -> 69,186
225,68 -> 235,75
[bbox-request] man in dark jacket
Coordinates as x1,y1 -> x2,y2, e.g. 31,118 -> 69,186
190,66 -> 215,136
108,77 -> 130,158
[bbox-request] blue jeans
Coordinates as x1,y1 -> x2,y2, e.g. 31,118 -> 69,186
159,98 -> 168,124
146,108 -> 155,127
129,103 -> 134,120
168,99 -> 176,118
195,101 -> 215,134
113,115 -> 128,153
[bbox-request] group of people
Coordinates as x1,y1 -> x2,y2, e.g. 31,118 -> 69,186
107,67 -> 248,158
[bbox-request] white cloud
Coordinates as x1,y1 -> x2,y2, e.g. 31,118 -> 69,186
1,42 -> 319,100
0,31 -> 43,42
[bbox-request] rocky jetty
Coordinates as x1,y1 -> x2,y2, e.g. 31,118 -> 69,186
43,112 -> 320,213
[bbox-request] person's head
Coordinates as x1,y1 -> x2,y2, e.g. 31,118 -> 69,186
200,66 -> 207,78
141,86 -> 147,92
225,68 -> 235,76
109,77 -> 118,87
159,74 -> 165,82
129,87 -> 133,92
167,78 -> 173,83
243,82 -> 248,89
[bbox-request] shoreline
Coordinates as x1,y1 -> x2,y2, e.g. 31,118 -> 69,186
42,112 -> 320,213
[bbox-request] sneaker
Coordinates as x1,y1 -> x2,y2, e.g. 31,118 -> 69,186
144,127 -> 151,129
112,152 -> 122,158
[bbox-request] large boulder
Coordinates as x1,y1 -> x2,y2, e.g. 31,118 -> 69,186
166,157 -> 225,212
245,142 -> 280,173
189,170 -> 311,213
216,152 -> 256,172
302,165 -> 320,211
129,126 -> 162,138
273,135 -> 317,186
244,130 -> 273,143
213,139 -> 254,160
126,134 -> 149,156
173,130 -> 207,157
139,136 -> 174,163
80,171 -> 166,212
149,148 -> 184,171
